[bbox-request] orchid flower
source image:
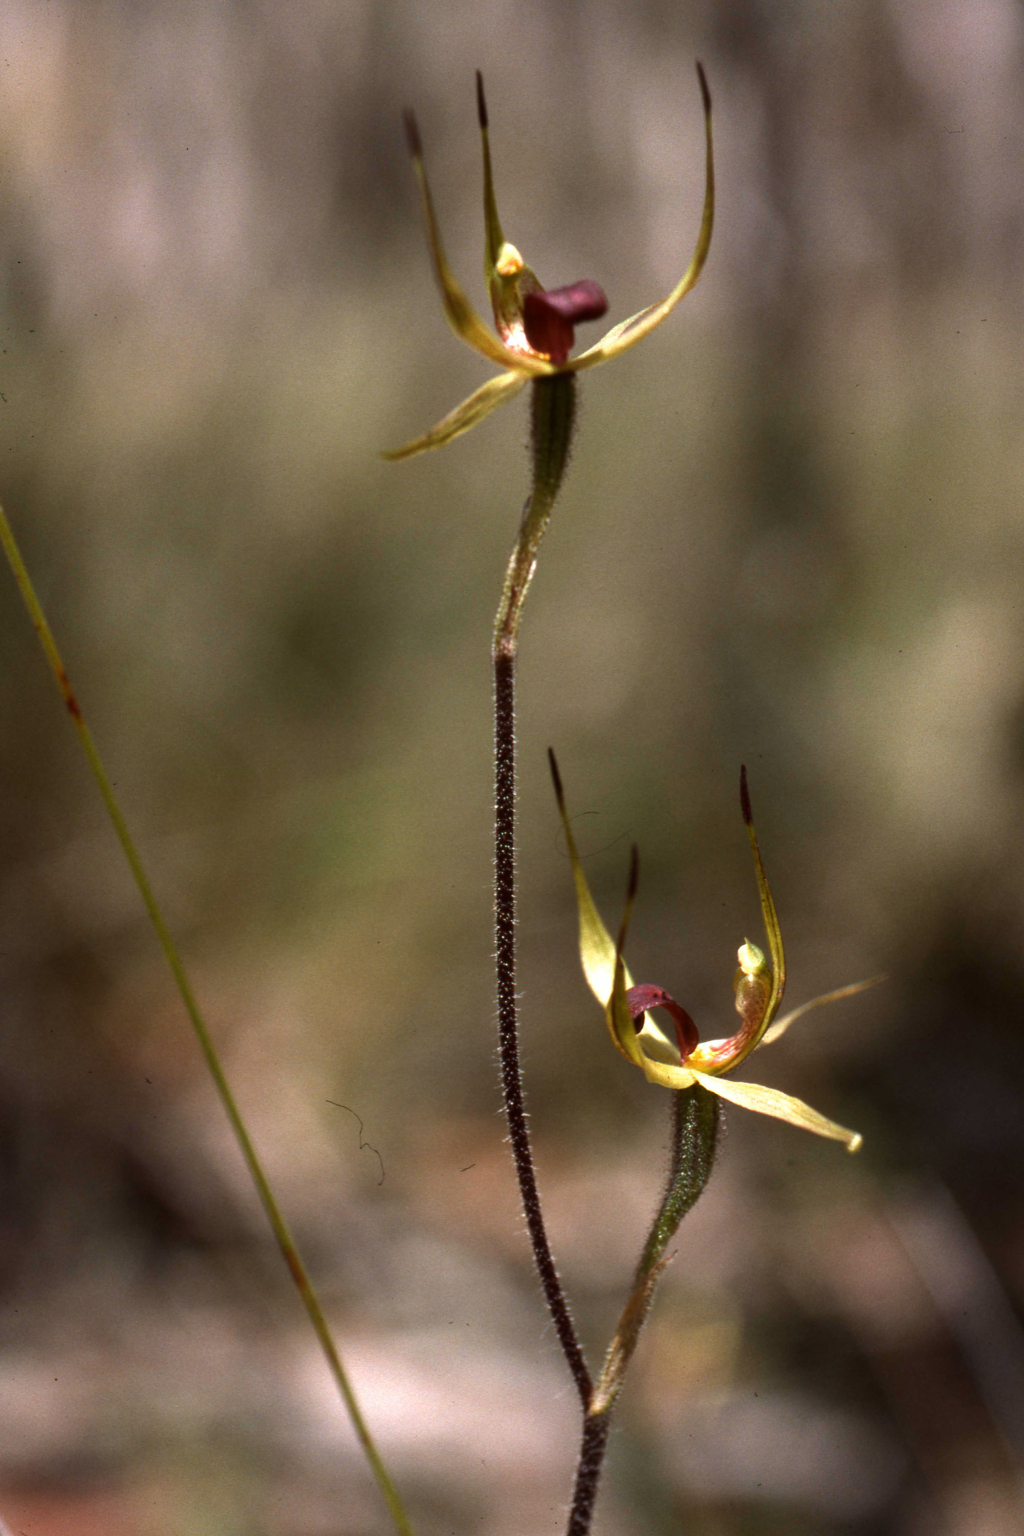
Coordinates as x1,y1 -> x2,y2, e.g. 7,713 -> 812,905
550,754 -> 877,1152
384,65 -> 714,461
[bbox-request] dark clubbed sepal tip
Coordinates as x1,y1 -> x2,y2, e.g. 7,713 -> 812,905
740,764 -> 752,827
696,60 -> 711,115
547,747 -> 564,805
402,109 -> 422,159
476,70 -> 488,129
627,844 -> 639,903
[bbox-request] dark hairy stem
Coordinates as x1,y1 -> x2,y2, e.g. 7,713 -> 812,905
565,1412 -> 612,1536
493,375 -> 593,1411
493,379 -> 723,1535
491,378 -> 722,1534
494,647 -> 592,1410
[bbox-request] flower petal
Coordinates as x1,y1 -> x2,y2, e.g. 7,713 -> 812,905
638,1056 -> 697,1090
476,72 -> 506,285
758,975 -> 886,1049
476,75 -> 544,346
741,766 -> 785,1025
549,749 -> 631,1005
381,369 -> 527,460
689,1068 -> 862,1152
636,1013 -> 683,1064
568,63 -> 714,372
687,770 -> 784,1074
402,110 -> 549,376
603,846 -> 661,1068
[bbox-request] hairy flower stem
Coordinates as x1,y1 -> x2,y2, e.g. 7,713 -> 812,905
566,1412 -> 612,1536
635,1084 -> 721,1284
493,374 -> 578,660
491,378 -> 718,1533
492,374 -> 593,1410
565,1086 -> 720,1535
0,502 -> 414,1536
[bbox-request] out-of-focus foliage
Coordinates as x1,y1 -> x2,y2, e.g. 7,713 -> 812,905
1,1 -> 1023,1532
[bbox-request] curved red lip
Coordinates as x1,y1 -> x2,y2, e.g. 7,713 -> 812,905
626,983 -> 699,1061
523,280 -> 609,364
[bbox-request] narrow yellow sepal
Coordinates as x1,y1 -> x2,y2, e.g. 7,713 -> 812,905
478,76 -> 505,287
685,771 -> 786,1074
638,1056 -> 697,1090
758,976 -> 886,1048
601,846 -> 649,1066
741,771 -> 785,1028
382,370 -> 527,460
405,117 -> 549,376
568,62 -> 714,373
689,1068 -> 862,1152
550,751 -> 630,1006
607,957 -> 647,1069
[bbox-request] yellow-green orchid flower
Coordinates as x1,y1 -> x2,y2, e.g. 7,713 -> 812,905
550,753 -> 877,1152
384,65 -> 714,461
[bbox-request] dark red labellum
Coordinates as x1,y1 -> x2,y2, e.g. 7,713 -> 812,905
626,984 -> 700,1061
523,279 -> 609,365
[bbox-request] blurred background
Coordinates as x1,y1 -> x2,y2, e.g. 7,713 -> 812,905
0,0 -> 1022,1532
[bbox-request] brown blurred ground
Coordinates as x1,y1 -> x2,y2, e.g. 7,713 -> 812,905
1,1 -> 1024,1532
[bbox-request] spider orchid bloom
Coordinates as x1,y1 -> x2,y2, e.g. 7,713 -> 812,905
383,65 -> 714,461
550,754 -> 875,1152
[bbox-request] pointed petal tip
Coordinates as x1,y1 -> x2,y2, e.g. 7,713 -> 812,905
612,841 -> 640,966
547,747 -> 565,805
696,61 -> 711,116
380,370 -> 527,461
740,764 -> 752,827
402,109 -> 422,159
380,441 -> 418,463
476,70 -> 488,129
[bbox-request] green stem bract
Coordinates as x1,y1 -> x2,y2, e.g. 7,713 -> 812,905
590,1084 -> 719,1417
494,372 -> 577,658
638,1083 -> 720,1278
0,502 -> 414,1536
568,1091 -> 717,1530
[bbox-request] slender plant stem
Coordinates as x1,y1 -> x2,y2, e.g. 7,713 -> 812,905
491,377 -> 720,1533
0,501 -> 414,1536
566,1412 -> 612,1536
492,374 -> 593,1410
495,647 -> 592,1410
564,1086 -> 721,1535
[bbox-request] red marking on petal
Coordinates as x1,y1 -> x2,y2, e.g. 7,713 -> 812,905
522,280 -> 609,364
523,293 -> 574,363
627,984 -> 700,1061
